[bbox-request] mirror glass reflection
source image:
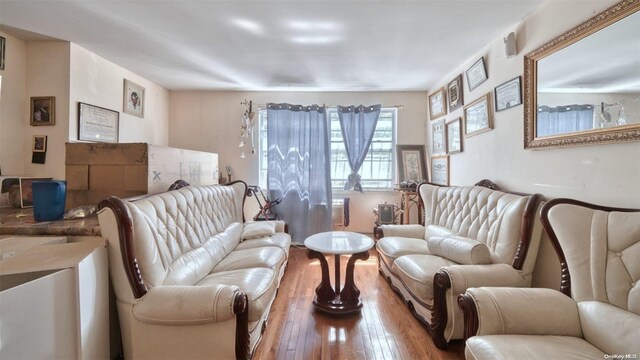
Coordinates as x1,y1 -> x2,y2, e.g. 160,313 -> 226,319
536,10 -> 640,138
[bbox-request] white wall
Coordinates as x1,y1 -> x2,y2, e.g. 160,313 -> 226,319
169,91 -> 428,231
25,42 -> 70,180
69,44 -> 169,146
0,31 -> 28,175
427,0 -> 640,290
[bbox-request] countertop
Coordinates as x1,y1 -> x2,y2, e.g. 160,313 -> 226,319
0,207 -> 101,236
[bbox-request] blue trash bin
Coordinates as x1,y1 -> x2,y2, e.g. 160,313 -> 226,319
32,180 -> 67,221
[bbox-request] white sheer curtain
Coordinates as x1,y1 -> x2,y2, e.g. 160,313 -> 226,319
537,104 -> 594,137
337,104 -> 381,193
266,103 -> 332,243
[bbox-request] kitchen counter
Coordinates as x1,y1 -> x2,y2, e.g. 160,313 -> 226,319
0,207 -> 100,236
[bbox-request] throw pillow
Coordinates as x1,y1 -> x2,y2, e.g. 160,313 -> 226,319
427,235 -> 492,265
242,221 -> 276,241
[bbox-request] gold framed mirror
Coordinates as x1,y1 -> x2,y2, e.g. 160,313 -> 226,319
524,0 -> 640,149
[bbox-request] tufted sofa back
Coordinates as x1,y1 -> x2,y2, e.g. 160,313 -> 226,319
98,182 -> 247,303
541,199 -> 640,355
419,184 -> 533,266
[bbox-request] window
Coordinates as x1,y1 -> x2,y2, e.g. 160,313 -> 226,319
259,108 -> 396,191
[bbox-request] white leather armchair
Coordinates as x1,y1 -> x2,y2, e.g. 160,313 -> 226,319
376,181 -> 542,349
459,198 -> 640,359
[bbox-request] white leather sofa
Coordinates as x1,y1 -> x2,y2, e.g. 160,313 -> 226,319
459,198 -> 640,360
376,181 -> 542,349
97,181 -> 291,359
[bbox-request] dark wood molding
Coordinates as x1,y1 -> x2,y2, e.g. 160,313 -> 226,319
233,292 -> 250,360
511,193 -> 542,270
168,179 -> 190,191
474,179 -> 500,190
224,180 -> 249,223
540,197 -> 640,296
457,293 -> 479,340
431,271 -> 452,349
98,196 -> 147,298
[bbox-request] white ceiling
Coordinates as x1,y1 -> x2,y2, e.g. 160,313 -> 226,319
0,0 -> 543,91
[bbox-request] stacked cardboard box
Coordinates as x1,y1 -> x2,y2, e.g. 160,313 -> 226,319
65,143 -> 218,209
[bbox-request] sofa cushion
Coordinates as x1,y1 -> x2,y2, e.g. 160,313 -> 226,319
392,254 -> 455,302
242,221 -> 276,240
212,246 -> 285,273
465,335 -> 604,360
234,233 -> 291,256
377,237 -> 430,268
197,268 -> 277,322
427,235 -> 492,265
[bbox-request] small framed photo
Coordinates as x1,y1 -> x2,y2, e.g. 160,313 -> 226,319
447,74 -> 464,112
396,145 -> 428,182
466,57 -> 488,91
494,76 -> 522,112
32,135 -> 47,152
30,96 -> 55,126
431,119 -> 446,155
446,118 -> 463,154
0,36 -> 5,70
378,203 -> 396,225
430,156 -> 449,186
19,177 -> 52,208
78,102 -> 120,143
428,87 -> 447,120
464,93 -> 493,137
123,79 -> 145,118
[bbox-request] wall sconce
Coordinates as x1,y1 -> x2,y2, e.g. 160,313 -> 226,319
239,100 -> 257,158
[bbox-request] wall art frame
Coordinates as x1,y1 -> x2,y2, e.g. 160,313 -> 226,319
396,145 -> 428,182
430,155 -> 449,186
446,117 -> 463,154
494,76 -> 522,112
447,74 -> 464,112
78,102 -> 120,143
431,118 -> 447,155
123,79 -> 145,118
464,93 -> 493,137
428,87 -> 447,119
30,96 -> 55,126
466,57 -> 488,91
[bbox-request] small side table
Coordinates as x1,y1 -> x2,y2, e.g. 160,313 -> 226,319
304,231 -> 374,315
396,189 -> 423,225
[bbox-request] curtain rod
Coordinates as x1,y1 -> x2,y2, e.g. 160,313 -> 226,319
241,101 -> 404,109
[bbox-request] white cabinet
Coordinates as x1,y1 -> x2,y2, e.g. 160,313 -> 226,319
0,237 -> 109,359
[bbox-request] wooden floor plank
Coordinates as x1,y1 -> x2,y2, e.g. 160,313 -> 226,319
253,247 -> 465,360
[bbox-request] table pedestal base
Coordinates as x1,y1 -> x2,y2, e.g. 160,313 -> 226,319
306,249 -> 370,316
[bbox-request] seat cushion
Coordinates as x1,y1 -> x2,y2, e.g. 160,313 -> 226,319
376,237 -> 430,268
197,268 -> 277,322
465,335 -> 605,360
391,254 -> 455,302
234,233 -> 291,256
212,246 -> 285,273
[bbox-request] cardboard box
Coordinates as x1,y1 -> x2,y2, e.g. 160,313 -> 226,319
65,143 -> 218,209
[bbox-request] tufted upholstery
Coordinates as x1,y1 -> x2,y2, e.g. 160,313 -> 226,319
376,182 -> 542,349
461,198 -> 640,359
98,182 -> 290,359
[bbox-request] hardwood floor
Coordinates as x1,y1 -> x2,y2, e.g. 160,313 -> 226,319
253,247 -> 465,360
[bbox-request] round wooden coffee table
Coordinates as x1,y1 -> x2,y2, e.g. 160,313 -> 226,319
304,231 -> 374,315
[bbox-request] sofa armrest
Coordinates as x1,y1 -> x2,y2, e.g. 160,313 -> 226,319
379,224 -> 425,239
459,287 -> 582,338
441,264 -> 530,294
132,285 -> 242,325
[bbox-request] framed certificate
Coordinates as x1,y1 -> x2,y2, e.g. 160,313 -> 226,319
78,102 -> 119,143
494,76 -> 522,112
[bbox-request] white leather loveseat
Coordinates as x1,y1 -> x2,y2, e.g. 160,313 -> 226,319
459,198 -> 640,359
97,181 -> 290,359
376,181 -> 542,349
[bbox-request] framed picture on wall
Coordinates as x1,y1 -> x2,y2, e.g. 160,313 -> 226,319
30,97 -> 55,126
428,87 -> 447,119
446,118 -> 462,154
447,74 -> 464,112
0,36 -> 5,70
396,145 -> 428,182
32,135 -> 47,152
494,76 -> 522,112
123,79 -> 145,118
464,93 -> 493,137
430,156 -> 449,186
78,102 -> 120,143
431,119 -> 446,155
466,57 -> 488,91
